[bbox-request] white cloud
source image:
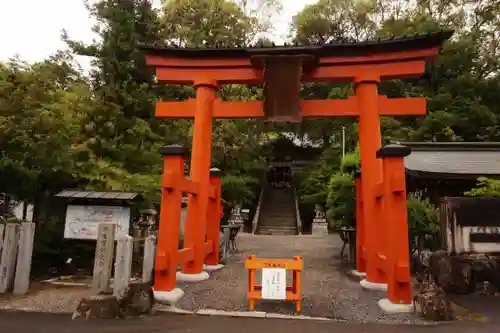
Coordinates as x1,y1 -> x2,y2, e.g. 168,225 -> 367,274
0,0 -> 318,70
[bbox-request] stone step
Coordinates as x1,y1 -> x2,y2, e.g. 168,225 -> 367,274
256,227 -> 297,235
261,205 -> 295,209
259,220 -> 296,226
257,225 -> 297,232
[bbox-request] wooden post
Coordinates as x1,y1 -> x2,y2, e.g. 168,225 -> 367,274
92,223 -> 116,294
0,223 -> 19,294
154,145 -> 185,292
143,234 -> 156,283
377,144 -> 413,312
354,172 -> 366,275
355,74 -> 387,287
13,222 -> 36,295
182,80 -> 217,275
205,167 -> 222,267
113,235 -> 133,298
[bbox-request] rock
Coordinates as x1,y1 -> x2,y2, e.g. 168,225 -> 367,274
72,294 -> 122,320
414,280 -> 454,321
119,281 -> 154,316
72,282 -> 154,320
429,252 -> 475,294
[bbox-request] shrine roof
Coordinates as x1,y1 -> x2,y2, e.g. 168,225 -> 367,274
138,30 -> 453,59
401,142 -> 500,179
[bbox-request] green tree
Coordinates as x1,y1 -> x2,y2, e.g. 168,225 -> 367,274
464,177 -> 500,197
0,53 -> 95,219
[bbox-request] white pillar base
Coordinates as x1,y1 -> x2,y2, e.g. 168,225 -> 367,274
204,264 -> 224,271
351,270 -> 366,277
360,278 -> 388,291
378,298 -> 414,313
176,270 -> 210,282
153,288 -> 184,305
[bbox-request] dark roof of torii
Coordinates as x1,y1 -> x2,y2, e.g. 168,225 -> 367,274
138,30 -> 453,59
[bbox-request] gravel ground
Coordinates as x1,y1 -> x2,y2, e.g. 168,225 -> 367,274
176,233 -> 428,324
0,284 -> 92,313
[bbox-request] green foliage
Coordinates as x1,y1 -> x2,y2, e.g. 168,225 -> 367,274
464,177 -> 500,197
326,172 -> 356,227
406,191 -> 441,243
325,150 -> 360,227
221,174 -> 260,205
340,149 -> 360,174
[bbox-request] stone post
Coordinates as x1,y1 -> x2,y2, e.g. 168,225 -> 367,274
142,235 -> 156,283
0,223 -> 20,294
0,224 -> 4,255
113,235 -> 133,298
13,222 -> 36,295
92,223 -> 117,294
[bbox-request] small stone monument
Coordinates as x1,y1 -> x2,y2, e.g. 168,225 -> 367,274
229,204 -> 244,226
312,205 -> 328,236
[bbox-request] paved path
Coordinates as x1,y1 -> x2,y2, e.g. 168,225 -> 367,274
0,311 -> 496,333
176,233 -> 422,324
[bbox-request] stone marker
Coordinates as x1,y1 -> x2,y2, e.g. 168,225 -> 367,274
312,208 -> 328,236
92,223 -> 117,294
113,235 -> 133,298
0,223 -> 20,294
13,222 -> 36,295
0,224 -> 5,253
142,235 -> 156,283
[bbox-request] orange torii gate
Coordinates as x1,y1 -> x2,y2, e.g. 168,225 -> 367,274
139,30 -> 452,311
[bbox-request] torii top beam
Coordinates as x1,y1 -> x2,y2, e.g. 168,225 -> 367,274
139,30 -> 453,122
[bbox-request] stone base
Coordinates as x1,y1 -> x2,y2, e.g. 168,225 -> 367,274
153,288 -> 184,305
378,298 -> 414,313
176,271 -> 210,282
351,270 -> 367,277
204,264 -> 224,271
312,223 -> 328,236
360,279 -> 388,291
72,294 -> 122,320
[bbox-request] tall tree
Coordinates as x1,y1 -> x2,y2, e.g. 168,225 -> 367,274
63,0 -> 167,177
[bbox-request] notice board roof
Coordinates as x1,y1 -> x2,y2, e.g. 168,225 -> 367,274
54,190 -> 142,201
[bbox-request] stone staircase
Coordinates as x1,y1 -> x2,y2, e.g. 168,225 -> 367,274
256,186 -> 298,235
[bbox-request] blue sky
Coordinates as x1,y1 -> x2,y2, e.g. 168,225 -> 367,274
0,0 -> 317,70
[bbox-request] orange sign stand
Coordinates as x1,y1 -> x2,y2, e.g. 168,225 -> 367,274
244,255 -> 303,313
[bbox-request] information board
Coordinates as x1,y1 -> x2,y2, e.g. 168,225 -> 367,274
261,268 -> 287,300
63,205 -> 131,240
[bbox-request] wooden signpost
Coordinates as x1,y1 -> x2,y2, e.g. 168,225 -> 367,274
244,255 -> 303,312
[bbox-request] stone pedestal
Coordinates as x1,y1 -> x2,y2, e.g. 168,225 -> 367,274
312,221 -> 328,235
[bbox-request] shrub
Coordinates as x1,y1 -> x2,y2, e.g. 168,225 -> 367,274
407,191 -> 440,249
325,150 -> 360,228
326,171 -> 356,228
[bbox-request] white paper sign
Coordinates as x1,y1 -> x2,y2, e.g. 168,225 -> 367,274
63,205 -> 131,240
261,268 -> 287,300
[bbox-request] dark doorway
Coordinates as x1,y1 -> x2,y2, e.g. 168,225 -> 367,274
267,165 -> 292,188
